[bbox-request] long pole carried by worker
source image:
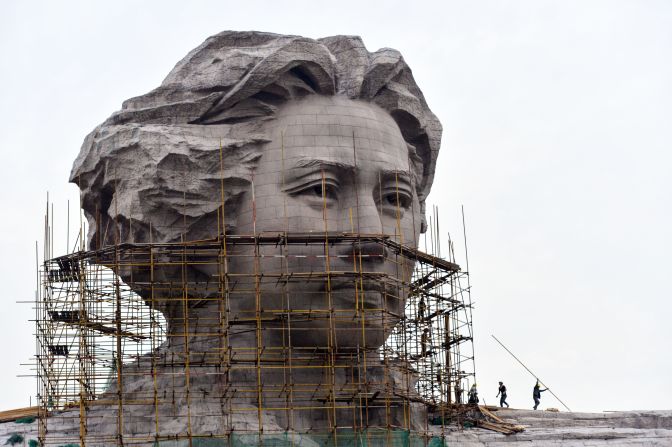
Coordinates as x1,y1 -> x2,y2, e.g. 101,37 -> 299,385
491,334 -> 572,412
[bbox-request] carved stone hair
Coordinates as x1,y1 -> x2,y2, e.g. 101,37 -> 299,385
71,31 -> 442,248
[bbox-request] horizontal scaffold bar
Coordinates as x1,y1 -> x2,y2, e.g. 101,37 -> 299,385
46,232 -> 460,274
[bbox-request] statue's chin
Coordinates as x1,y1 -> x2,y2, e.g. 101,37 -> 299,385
286,324 -> 390,350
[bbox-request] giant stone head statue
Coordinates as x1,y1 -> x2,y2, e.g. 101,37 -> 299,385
71,31 -> 442,349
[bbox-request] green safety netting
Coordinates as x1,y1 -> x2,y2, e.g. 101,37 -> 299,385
153,430 -> 447,447
4,434 -> 24,446
14,416 -> 36,424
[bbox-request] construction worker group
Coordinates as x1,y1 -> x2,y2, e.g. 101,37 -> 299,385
466,380 -> 548,409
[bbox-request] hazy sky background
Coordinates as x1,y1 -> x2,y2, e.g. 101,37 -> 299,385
1,0 -> 670,412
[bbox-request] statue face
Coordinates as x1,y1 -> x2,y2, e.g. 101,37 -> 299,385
226,95 -> 421,348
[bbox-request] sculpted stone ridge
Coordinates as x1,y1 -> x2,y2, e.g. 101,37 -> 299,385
70,30 -> 442,248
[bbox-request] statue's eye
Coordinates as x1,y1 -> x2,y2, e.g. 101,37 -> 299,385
311,183 -> 339,200
384,192 -> 412,209
291,180 -> 339,202
285,178 -> 341,204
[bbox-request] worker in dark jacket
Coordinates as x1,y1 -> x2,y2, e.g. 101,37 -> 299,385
468,383 -> 479,405
496,381 -> 509,408
533,381 -> 547,410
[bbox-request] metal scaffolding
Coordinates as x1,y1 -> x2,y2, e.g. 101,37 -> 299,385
35,232 -> 475,446
34,189 -> 476,446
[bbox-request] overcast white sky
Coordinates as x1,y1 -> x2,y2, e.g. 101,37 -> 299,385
0,0 -> 670,413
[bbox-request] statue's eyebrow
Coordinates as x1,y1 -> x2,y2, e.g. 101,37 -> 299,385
291,158 -> 356,172
288,160 -> 413,186
380,169 -> 412,185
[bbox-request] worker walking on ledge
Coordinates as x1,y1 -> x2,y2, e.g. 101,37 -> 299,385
496,381 -> 509,408
533,381 -> 547,410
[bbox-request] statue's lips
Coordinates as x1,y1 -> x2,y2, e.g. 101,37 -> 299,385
321,280 -> 398,309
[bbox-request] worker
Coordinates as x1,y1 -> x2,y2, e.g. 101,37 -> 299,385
421,328 -> 430,357
532,380 -> 547,410
418,297 -> 427,320
467,383 -> 479,405
454,383 -> 463,404
496,381 -> 509,408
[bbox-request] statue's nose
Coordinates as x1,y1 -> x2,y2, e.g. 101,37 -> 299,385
339,192 -> 384,234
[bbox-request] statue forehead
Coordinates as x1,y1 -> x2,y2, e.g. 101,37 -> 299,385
274,95 -> 399,125
264,95 -> 407,155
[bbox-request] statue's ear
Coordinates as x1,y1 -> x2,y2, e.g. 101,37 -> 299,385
387,108 -> 435,201
419,201 -> 428,234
